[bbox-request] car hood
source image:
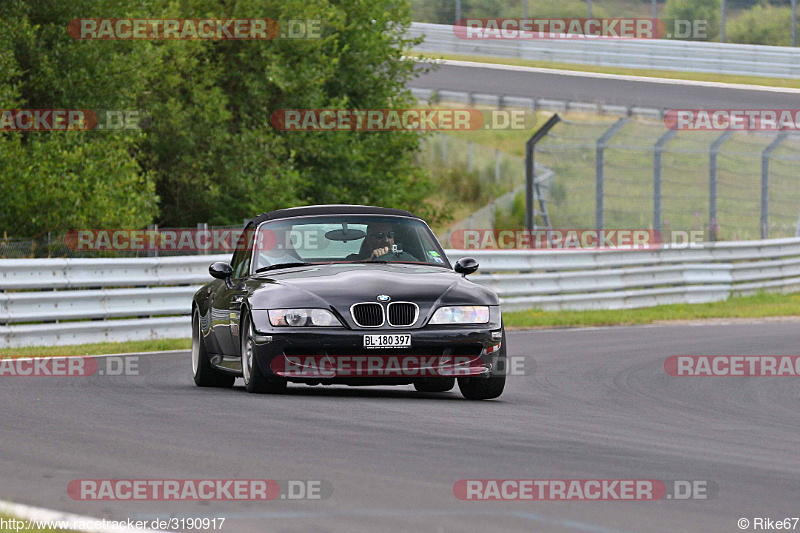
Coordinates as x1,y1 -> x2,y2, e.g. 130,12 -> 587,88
245,263 -> 498,328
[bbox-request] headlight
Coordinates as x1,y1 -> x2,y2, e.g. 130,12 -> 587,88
268,308 -> 342,327
429,306 -> 490,324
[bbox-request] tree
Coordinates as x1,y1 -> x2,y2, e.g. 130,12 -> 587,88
1,0 -> 158,237
663,0 -> 720,41
728,4 -> 792,46
1,0 -> 438,236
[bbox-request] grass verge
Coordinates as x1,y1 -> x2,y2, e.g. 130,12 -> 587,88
2,294 -> 800,356
504,291 -> 800,329
0,338 -> 190,359
420,52 -> 800,90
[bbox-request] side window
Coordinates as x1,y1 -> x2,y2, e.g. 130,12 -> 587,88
230,226 -> 254,279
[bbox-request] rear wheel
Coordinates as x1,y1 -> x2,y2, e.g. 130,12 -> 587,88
414,377 -> 455,393
241,312 -> 287,394
192,309 -> 235,388
458,330 -> 506,400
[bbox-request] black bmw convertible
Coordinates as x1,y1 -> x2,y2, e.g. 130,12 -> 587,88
191,205 -> 506,400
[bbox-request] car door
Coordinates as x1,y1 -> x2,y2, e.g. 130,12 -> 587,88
210,225 -> 254,356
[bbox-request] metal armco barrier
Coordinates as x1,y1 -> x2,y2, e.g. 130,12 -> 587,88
0,255 -> 229,348
2,238 -> 800,347
410,22 -> 800,79
448,237 -> 800,311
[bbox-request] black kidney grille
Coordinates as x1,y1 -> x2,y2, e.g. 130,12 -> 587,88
388,302 -> 417,327
351,303 -> 384,327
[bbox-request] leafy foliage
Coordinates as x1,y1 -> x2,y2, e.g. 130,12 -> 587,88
727,3 -> 793,46
1,0 -> 436,237
662,0 -> 720,40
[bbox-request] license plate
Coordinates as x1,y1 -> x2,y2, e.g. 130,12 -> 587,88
363,334 -> 411,349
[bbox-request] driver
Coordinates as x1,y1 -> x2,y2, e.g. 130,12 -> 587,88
361,222 -> 418,261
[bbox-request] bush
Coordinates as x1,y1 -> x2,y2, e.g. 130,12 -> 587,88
728,4 -> 792,46
662,0 -> 720,40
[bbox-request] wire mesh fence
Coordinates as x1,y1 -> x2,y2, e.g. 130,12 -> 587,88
438,112 -> 800,241
418,133 -> 525,195
5,117 -> 800,257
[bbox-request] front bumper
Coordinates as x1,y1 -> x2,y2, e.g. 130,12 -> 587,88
248,323 -> 504,385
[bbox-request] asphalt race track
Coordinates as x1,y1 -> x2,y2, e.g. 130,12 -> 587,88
410,60 -> 800,110
2,321 -> 799,532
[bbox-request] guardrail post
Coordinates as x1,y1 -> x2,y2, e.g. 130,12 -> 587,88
467,141 -> 473,171
494,149 -> 500,182
709,131 -> 733,242
525,114 -> 561,233
595,118 -> 628,230
761,132 -> 788,239
442,134 -> 447,164
653,129 -> 677,233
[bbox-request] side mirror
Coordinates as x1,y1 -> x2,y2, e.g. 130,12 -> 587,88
454,257 -> 479,276
209,262 -> 233,280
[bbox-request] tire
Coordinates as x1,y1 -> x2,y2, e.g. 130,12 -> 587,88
192,309 -> 235,388
414,377 -> 455,393
458,329 -> 507,400
241,312 -> 287,394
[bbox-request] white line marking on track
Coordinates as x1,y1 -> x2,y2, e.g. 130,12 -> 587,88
3,350 -> 185,363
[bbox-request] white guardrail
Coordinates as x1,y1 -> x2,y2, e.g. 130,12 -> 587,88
410,22 -> 800,79
2,238 -> 800,347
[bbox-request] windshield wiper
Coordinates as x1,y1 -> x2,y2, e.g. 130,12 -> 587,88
255,262 -> 313,273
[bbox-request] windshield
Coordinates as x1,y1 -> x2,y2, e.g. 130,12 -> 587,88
252,215 -> 449,272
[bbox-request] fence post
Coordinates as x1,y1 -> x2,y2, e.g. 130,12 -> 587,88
198,222 -> 209,255
525,114 -> 561,232
467,141 -> 473,171
595,118 -> 628,230
709,131 -> 733,242
495,149 -> 501,182
761,132 -> 788,239
442,134 -> 447,164
653,129 -> 677,233
147,224 -> 157,258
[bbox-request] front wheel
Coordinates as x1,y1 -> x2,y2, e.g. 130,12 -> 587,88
192,309 -> 235,388
458,373 -> 505,400
458,330 -> 507,400
241,312 -> 287,394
